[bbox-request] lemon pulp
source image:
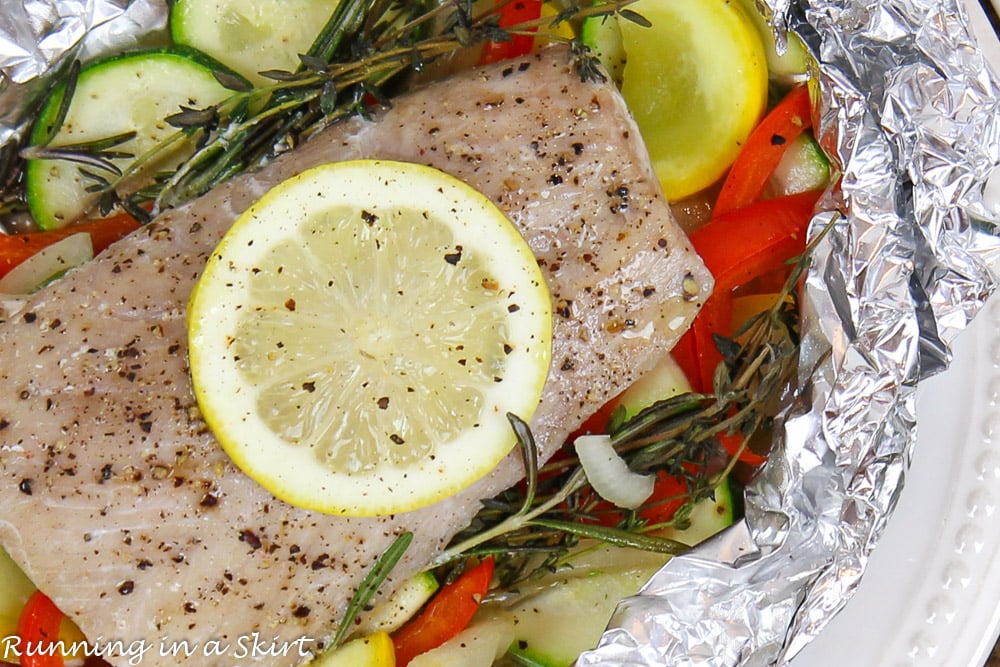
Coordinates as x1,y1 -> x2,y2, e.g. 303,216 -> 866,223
619,0 -> 768,200
188,160 -> 552,516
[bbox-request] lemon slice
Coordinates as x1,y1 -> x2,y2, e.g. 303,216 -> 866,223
619,0 -> 768,200
188,160 -> 552,516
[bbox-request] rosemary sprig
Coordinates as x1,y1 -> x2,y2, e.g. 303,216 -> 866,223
431,221 -> 833,587
8,0 -> 639,228
329,530 -> 413,649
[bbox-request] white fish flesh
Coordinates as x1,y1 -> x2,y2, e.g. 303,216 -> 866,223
0,47 -> 711,665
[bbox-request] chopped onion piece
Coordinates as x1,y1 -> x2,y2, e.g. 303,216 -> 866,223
0,232 -> 93,295
575,434 -> 655,510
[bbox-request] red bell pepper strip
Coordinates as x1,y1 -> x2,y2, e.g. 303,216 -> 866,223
478,0 -> 543,64
392,556 -> 495,666
16,591 -> 66,667
674,189 -> 821,395
712,85 -> 813,218
0,212 -> 142,279
719,432 -> 767,467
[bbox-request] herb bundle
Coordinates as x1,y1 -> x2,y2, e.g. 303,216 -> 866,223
6,0 -> 643,228
428,225 -> 825,589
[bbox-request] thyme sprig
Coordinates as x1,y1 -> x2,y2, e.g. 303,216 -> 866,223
431,222 -> 832,586
8,0 -> 639,227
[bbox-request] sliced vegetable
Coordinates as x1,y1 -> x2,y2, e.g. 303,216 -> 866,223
610,354 -> 691,424
171,0 -> 339,85
734,0 -> 811,83
354,571 -> 440,636
580,14 -> 625,86
575,434 -> 655,510
674,189 -> 821,394
15,591 -> 65,667
762,132 -> 831,199
309,631 -> 395,667
658,475 -> 736,543
0,548 -> 38,663
478,0 -> 543,64
0,212 -> 141,279
26,48 -> 241,229
408,611 -> 515,667
391,556 -> 495,667
618,0 -> 768,200
711,84 -> 813,217
0,233 -> 92,295
503,556 -> 662,667
497,483 -> 733,667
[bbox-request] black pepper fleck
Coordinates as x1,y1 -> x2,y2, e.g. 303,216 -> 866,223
240,529 -> 262,550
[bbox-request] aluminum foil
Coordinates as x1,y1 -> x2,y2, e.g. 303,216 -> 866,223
577,0 -> 1000,664
2,1 -> 999,666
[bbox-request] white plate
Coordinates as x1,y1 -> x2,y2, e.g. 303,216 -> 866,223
790,291 -> 1000,667
789,3 -> 1000,665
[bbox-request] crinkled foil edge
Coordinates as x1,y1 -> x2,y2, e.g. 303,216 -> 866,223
2,1 -> 1000,666
578,0 -> 1000,664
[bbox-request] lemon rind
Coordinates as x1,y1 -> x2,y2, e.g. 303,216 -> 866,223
188,160 -> 552,516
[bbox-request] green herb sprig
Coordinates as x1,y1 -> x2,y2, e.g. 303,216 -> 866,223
429,221 -> 832,588
8,0 -> 641,227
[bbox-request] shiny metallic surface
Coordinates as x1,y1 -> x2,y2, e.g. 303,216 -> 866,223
578,0 -> 1000,664
1,1 -> 999,666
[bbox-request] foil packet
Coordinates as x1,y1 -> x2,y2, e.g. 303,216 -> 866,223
1,1 -> 999,666
577,0 -> 1000,665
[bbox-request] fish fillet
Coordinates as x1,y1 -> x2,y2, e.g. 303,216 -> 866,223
0,47 -> 711,665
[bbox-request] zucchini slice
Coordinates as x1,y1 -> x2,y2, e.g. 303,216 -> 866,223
499,483 -> 736,667
170,0 -> 339,85
26,48 -> 239,230
762,132 -> 831,198
0,547 -> 37,663
579,15 -> 626,86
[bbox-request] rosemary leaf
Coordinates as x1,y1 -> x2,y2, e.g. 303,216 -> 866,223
527,518 -> 689,555
307,0 -> 371,63
330,531 -> 413,649
508,412 -> 538,515
34,59 -> 81,146
9,1 -> 641,227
